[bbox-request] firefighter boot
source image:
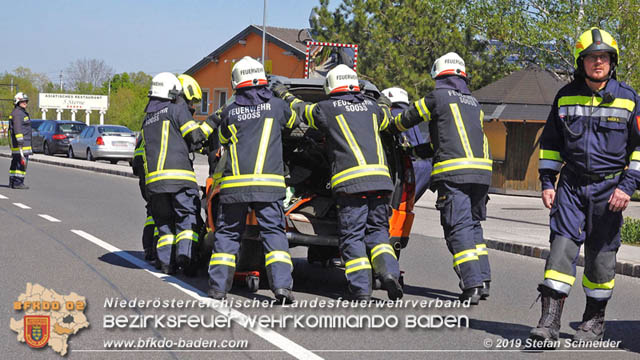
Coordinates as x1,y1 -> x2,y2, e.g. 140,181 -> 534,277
274,288 -> 295,304
529,285 -> 566,343
381,274 -> 404,301
459,286 -> 482,305
480,281 -> 490,300
573,297 -> 607,341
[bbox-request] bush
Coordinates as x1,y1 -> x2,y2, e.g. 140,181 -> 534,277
621,217 -> 640,245
0,136 -> 9,146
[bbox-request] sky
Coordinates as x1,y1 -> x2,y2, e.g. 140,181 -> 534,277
2,0 -> 326,82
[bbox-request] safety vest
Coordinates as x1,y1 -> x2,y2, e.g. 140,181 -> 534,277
9,107 -> 32,155
216,96 -> 296,203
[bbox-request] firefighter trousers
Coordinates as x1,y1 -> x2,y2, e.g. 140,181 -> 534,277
336,193 -> 400,296
413,158 -> 432,202
9,154 -> 28,187
542,168 -> 620,300
151,188 -> 201,268
208,200 -> 293,293
435,181 -> 491,290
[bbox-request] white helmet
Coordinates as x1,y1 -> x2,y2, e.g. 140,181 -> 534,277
231,56 -> 267,90
324,64 -> 359,95
431,52 -> 467,79
14,92 -> 28,105
381,87 -> 409,104
149,72 -> 182,100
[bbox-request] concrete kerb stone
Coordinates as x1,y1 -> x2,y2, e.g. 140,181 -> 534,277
0,152 -> 137,179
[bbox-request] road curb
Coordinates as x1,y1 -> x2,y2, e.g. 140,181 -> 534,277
0,153 -> 137,179
485,238 -> 640,279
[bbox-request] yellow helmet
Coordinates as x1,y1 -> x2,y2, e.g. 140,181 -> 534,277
178,74 -> 202,102
574,27 -> 619,73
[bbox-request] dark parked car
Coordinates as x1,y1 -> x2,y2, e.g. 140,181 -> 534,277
32,120 -> 87,155
30,119 -> 45,131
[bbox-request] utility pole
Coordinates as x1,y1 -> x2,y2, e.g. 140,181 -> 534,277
59,71 -> 63,91
261,0 -> 267,65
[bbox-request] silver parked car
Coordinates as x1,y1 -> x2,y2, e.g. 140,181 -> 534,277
69,125 -> 136,164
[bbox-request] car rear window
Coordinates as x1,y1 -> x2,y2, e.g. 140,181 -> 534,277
98,126 -> 132,134
59,123 -> 86,133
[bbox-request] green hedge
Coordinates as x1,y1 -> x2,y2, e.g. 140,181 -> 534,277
622,217 -> 640,245
0,137 -> 9,146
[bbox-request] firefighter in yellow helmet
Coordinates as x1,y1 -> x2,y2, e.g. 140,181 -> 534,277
531,27 -> 640,345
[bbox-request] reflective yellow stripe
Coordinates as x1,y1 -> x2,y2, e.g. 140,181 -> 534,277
15,134 -> 23,139
582,275 -> 615,290
145,169 -> 197,185
9,170 -> 26,175
219,129 -> 229,144
558,96 -> 636,111
336,114 -> 366,165
475,243 -> 488,256
200,122 -> 214,138
305,104 -> 318,129
219,174 -> 286,189
156,235 -> 175,248
142,129 -> 148,175
544,269 -> 576,285
157,121 -> 170,171
286,108 -> 297,128
540,149 -> 562,161
180,120 -> 199,137
631,151 -> 640,162
371,243 -> 397,261
345,257 -> 372,274
450,103 -> 473,158
176,230 -> 198,243
432,157 -> 493,175
452,249 -> 478,267
265,250 -> 293,267
144,216 -> 155,227
254,118 -> 273,174
394,113 -> 408,132
331,164 -> 390,188
229,125 -> 240,176
379,107 -> 390,131
209,253 -> 236,267
414,98 -> 431,122
480,111 -> 490,159
373,114 -> 385,165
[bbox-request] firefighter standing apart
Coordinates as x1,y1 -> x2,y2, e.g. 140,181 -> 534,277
531,28 -> 640,343
274,64 -> 405,301
393,53 -> 492,304
8,92 -> 32,190
207,56 -> 296,303
382,87 -> 432,201
142,72 -> 214,275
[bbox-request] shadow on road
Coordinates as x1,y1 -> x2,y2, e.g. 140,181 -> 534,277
98,251 -> 147,269
569,320 -> 640,353
402,284 -> 460,301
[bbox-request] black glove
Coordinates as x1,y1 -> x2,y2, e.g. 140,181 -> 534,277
377,93 -> 392,108
272,83 -> 289,99
412,143 -> 434,159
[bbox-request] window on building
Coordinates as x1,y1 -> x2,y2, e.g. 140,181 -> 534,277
199,90 -> 209,115
217,90 -> 227,109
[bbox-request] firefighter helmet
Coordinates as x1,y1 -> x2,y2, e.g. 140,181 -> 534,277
381,87 -> 409,104
231,56 -> 268,90
14,92 -> 28,105
431,52 -> 467,79
149,72 -> 182,100
574,27 -> 619,79
178,74 -> 202,103
324,64 -> 360,95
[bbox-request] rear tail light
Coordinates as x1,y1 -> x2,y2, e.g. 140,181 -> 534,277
96,136 -> 105,145
52,134 -> 67,140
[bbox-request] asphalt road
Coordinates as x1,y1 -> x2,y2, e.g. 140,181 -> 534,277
1,157 -> 640,360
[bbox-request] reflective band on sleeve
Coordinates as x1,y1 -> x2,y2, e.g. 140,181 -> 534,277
452,249 -> 478,267
156,235 -> 175,248
379,108 -> 390,131
475,243 -> 488,256
145,169 -> 198,185
336,114 -> 366,165
630,151 -> 640,162
345,257 -> 372,274
306,104 -> 318,129
134,148 -> 145,157
394,113 -> 408,132
200,122 -> 214,137
540,149 -> 563,161
414,98 -> 431,122
219,129 -> 229,144
210,253 -> 236,267
432,157 -> 493,175
180,120 -> 199,137
539,159 -> 563,172
450,103 -> 474,158
144,216 -> 155,227
153,227 -> 159,236
254,118 -> 274,174
629,161 -> 640,171
265,250 -> 293,267
15,134 -> 23,139
219,174 -> 286,189
372,114 -> 385,165
286,108 -> 297,128
176,230 -> 198,244
544,269 -> 575,285
371,243 -> 397,261
331,164 -> 390,188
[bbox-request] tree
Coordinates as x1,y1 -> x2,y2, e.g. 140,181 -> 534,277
104,72 -> 152,130
0,67 -> 50,121
310,0 -> 515,99
65,58 -> 114,92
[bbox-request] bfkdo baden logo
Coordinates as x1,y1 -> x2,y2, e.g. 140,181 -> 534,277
10,283 -> 89,356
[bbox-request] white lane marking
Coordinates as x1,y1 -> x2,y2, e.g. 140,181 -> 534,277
0,194 -> 7,199
13,203 -> 31,209
70,229 -> 322,360
38,214 -> 61,222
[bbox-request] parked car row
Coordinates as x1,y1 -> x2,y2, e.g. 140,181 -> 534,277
30,120 -> 135,164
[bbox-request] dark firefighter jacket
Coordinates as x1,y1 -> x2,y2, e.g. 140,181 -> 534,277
216,87 -> 297,203
394,76 -> 492,186
539,77 -> 640,195
9,106 -> 32,155
142,98 -> 215,195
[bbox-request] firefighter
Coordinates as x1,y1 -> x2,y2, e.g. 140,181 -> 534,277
381,87 -> 432,201
207,56 -> 296,303
531,28 -> 640,343
142,72 -> 215,275
132,135 -> 157,262
273,64 -> 404,301
391,53 -> 492,304
8,92 -> 32,190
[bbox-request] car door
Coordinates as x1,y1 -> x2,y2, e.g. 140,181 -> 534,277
74,127 -> 88,158
32,121 -> 50,152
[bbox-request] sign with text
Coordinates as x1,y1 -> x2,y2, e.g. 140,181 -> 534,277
39,93 -> 108,111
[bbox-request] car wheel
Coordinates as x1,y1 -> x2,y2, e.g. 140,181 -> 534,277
87,149 -> 95,161
43,142 -> 50,156
67,147 -> 74,158
110,159 -> 118,164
